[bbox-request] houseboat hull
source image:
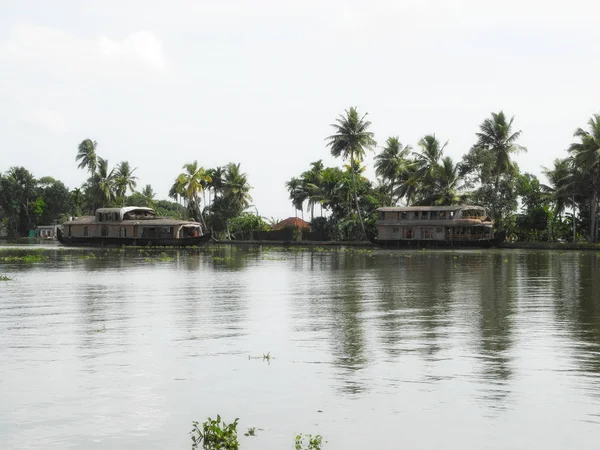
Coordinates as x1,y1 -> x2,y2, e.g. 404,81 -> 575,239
57,227 -> 212,247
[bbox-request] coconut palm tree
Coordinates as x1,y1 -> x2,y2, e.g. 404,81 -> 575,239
140,184 -> 156,208
374,136 -> 412,206
326,107 -> 376,239
473,111 -> 526,223
286,177 -> 307,220
70,188 -> 83,216
568,113 -> 600,241
418,156 -> 466,206
90,158 -> 115,208
414,134 -> 447,181
176,161 -> 212,229
304,160 -> 324,220
114,161 -> 138,205
541,158 -> 571,239
76,139 -> 99,174
223,163 -> 252,213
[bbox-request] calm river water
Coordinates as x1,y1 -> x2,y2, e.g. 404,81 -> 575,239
1,244 -> 600,449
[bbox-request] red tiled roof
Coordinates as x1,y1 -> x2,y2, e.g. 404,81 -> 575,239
272,217 -> 312,230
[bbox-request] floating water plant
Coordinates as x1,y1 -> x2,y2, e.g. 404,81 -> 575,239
0,275 -> 12,281
295,433 -> 324,450
191,415 -> 240,450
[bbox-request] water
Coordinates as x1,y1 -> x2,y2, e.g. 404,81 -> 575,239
1,245 -> 600,449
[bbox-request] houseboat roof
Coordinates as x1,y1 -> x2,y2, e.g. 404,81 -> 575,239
377,205 -> 485,212
96,206 -> 155,214
63,216 -> 200,226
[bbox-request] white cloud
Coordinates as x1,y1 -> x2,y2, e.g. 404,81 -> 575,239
0,25 -> 167,74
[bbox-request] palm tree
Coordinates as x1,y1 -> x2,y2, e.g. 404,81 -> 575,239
326,107 -> 377,239
474,111 -> 526,224
70,188 -> 83,216
541,158 -> 571,240
177,161 -> 212,229
414,134 -> 447,180
91,158 -> 115,208
223,163 -> 252,213
419,157 -> 466,206
374,136 -> 412,206
304,160 -> 324,220
140,184 -> 156,208
568,113 -> 600,241
286,177 -> 307,219
76,139 -> 99,174
114,161 -> 138,205
215,163 -> 252,239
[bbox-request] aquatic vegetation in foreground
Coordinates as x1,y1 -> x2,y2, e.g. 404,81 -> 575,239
191,415 -> 240,450
0,275 -> 12,281
295,433 -> 324,450
248,352 -> 272,362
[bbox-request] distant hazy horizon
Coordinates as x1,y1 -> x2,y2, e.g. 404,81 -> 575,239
1,0 -> 599,219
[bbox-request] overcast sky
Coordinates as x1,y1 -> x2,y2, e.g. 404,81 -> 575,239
1,0 -> 599,219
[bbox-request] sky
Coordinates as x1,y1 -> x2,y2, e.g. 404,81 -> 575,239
1,0 -> 599,220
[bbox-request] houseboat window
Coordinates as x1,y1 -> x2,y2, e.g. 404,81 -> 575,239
114,213 -> 119,221
404,227 -> 414,239
400,211 -> 407,220
157,227 -> 173,238
142,227 -> 157,238
98,214 -> 103,222
119,227 -> 127,238
422,228 -> 434,239
411,212 -> 418,220
421,211 -> 429,220
436,227 -> 442,234
431,211 -> 439,219
101,226 -> 109,237
393,227 -> 399,234
83,227 -> 89,237
440,211 -> 446,219
449,211 -> 455,219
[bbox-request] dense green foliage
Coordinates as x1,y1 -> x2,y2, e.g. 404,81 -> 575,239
191,415 -> 240,450
0,169 -> 70,236
170,162 -> 254,238
3,110 -> 600,242
285,108 -> 600,242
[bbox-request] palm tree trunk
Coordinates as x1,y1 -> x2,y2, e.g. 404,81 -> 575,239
493,174 -> 500,230
195,197 -> 207,231
351,152 -> 367,240
591,190 -> 598,242
389,181 -> 394,206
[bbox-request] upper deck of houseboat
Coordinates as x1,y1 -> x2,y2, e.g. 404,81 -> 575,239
377,205 -> 491,226
376,205 -> 494,244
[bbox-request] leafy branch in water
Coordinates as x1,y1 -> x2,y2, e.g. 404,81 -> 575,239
191,415 -> 240,450
295,433 -> 324,450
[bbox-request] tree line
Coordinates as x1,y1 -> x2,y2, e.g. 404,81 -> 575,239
0,139 -> 255,238
286,107 -> 600,242
2,109 -> 599,242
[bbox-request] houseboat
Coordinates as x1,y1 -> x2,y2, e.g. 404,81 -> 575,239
57,207 -> 211,247
375,205 -> 503,248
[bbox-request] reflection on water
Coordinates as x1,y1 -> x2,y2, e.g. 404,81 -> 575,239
1,246 -> 600,449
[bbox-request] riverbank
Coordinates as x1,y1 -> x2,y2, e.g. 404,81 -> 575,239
214,239 -> 600,251
214,239 -> 376,247
501,241 -> 600,251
